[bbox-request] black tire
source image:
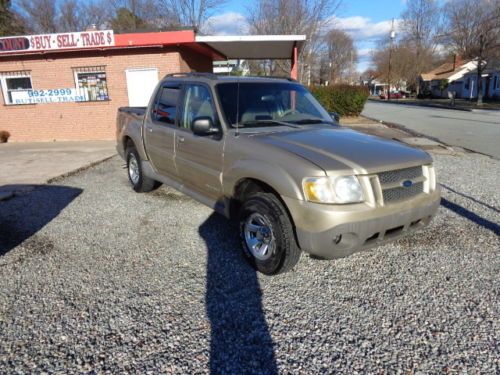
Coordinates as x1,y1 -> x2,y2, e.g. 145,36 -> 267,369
239,192 -> 301,275
126,146 -> 161,192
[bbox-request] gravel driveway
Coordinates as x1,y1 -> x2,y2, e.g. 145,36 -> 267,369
0,152 -> 498,374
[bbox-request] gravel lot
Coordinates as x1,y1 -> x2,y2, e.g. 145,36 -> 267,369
0,151 -> 498,374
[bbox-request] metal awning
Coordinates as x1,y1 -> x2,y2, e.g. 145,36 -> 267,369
195,35 -> 306,60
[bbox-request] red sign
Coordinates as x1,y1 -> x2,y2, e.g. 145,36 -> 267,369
0,30 -> 115,54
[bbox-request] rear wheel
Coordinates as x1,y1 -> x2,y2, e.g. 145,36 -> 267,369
239,192 -> 301,275
126,146 -> 160,192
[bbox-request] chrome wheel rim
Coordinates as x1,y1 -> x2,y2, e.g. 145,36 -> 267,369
128,154 -> 140,185
244,213 -> 275,261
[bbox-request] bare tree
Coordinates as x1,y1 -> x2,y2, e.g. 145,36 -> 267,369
246,0 -> 342,82
17,0 -> 58,33
81,1 -> 113,30
157,0 -> 227,31
442,0 -> 500,104
59,0 -> 84,32
59,0 -> 111,32
16,0 -> 111,33
323,29 -> 357,84
400,0 -> 441,93
0,0 -> 26,36
372,43 -> 430,91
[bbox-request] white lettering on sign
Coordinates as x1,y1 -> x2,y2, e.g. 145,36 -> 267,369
12,89 -> 86,104
0,30 -> 114,54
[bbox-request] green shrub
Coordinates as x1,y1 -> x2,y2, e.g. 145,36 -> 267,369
309,85 -> 369,117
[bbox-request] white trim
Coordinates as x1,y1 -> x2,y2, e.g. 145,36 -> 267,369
195,35 -> 306,43
0,72 -> 33,105
125,67 -> 159,73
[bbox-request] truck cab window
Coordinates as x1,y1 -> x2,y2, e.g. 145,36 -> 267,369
153,86 -> 179,125
181,84 -> 215,130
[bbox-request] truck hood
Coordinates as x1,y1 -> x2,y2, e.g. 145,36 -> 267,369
254,127 -> 432,174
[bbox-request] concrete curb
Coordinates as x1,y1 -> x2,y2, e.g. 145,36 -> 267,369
47,154 -> 116,183
368,99 -> 472,111
0,154 -> 116,202
362,115 -> 495,159
368,98 -> 500,112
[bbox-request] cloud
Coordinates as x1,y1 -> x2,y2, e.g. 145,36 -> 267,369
204,12 -> 249,35
357,48 -> 373,58
323,16 -> 402,72
327,16 -> 401,41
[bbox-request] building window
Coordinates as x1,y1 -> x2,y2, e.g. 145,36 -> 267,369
73,66 -> 109,101
495,75 -> 500,90
152,86 -> 180,125
0,71 -> 33,105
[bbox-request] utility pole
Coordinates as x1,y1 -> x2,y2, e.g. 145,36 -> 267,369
329,61 -> 332,86
415,32 -> 421,96
477,34 -> 484,106
387,18 -> 395,101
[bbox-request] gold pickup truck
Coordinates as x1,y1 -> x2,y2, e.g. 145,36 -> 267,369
116,73 -> 440,275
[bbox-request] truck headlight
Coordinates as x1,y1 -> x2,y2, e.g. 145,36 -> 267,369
303,176 -> 364,204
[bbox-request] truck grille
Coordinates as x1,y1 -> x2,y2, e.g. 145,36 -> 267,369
378,166 -> 423,185
377,166 -> 424,204
383,182 -> 424,203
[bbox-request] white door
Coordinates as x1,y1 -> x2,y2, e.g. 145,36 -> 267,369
125,68 -> 159,107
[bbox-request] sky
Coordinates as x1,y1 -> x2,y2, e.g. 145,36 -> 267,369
205,0 -> 408,72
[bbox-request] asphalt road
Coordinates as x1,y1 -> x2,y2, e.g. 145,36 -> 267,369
362,102 -> 500,159
1,152 -> 498,373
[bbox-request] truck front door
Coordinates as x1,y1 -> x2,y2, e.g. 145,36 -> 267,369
144,84 -> 180,179
175,83 -> 224,202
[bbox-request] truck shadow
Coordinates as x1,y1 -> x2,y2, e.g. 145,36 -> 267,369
440,184 -> 499,214
0,185 -> 82,256
441,198 -> 499,236
199,213 -> 278,375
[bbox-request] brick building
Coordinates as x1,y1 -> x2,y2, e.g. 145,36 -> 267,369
0,30 -> 305,142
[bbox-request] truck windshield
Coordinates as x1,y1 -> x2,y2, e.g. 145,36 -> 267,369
216,82 -> 334,128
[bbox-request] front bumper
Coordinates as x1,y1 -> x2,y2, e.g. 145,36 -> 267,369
282,189 -> 441,259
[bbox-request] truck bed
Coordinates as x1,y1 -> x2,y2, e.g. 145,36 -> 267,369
116,107 -> 147,158
118,106 -> 147,118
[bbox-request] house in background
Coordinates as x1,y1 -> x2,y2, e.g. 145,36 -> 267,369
488,69 -> 500,98
213,59 -> 249,76
366,77 -> 388,96
419,56 -> 477,98
362,75 -> 407,96
460,70 -> 489,99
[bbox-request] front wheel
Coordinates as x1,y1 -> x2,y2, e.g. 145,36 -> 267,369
126,146 -> 161,192
239,193 -> 301,275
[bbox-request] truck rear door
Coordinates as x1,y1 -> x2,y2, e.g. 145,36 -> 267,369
144,83 -> 180,179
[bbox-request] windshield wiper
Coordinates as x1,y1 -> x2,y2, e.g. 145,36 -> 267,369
291,118 -> 336,125
237,120 -> 300,128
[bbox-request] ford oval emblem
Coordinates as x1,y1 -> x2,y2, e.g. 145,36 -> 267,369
402,180 -> 413,188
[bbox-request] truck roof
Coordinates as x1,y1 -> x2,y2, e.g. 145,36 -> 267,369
163,72 -> 296,85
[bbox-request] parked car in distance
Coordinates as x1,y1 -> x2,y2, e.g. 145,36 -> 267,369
400,90 -> 412,98
379,91 -> 407,99
116,73 -> 440,275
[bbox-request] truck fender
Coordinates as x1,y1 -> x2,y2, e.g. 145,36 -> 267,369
120,122 -> 148,161
223,159 -> 304,201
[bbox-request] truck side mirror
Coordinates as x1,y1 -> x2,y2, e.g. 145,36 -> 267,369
192,117 -> 219,136
330,112 -> 340,123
